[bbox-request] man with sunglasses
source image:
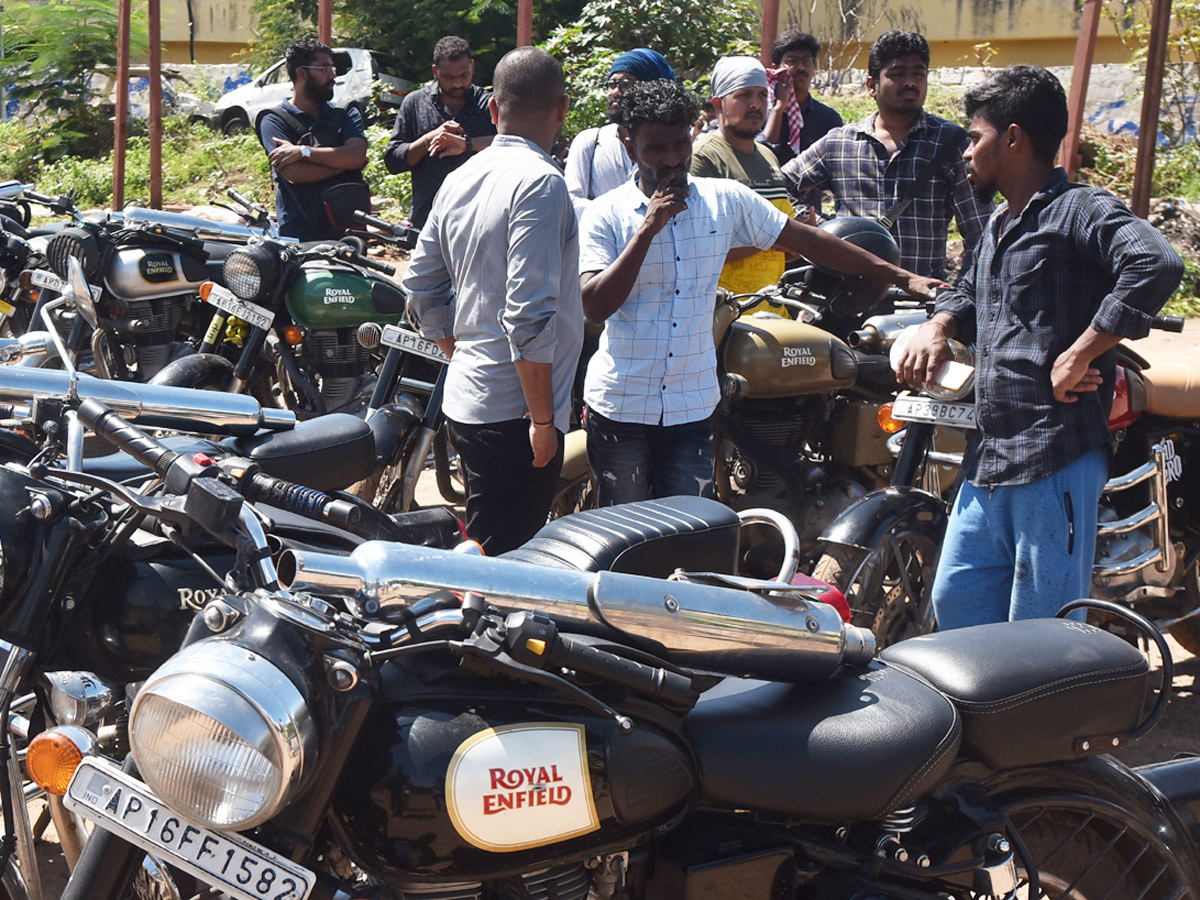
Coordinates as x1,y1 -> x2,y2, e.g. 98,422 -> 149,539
564,48 -> 675,218
258,37 -> 369,241
385,36 -> 496,229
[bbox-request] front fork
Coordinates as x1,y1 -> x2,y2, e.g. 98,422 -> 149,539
1,641 -> 39,900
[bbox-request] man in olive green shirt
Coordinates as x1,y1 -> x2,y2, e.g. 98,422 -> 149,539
691,57 -> 795,296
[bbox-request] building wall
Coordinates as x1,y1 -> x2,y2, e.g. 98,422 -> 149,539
783,0 -> 1133,69
158,0 -> 256,64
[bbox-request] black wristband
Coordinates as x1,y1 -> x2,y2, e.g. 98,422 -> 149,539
465,134 -> 473,153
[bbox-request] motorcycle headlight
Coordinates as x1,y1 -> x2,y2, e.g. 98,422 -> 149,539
223,244 -> 279,302
129,640 -> 315,831
924,343 -> 977,402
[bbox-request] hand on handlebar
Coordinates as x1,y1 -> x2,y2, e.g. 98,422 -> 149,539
903,274 -> 948,302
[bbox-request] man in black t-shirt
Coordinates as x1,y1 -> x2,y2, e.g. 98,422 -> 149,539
384,36 -> 497,229
258,37 -> 368,241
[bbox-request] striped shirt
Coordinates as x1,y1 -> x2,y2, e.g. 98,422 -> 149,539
781,111 -> 993,279
580,176 -> 788,426
936,169 -> 1184,487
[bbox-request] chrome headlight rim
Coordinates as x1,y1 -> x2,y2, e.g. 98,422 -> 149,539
924,342 -> 977,402
129,640 -> 315,831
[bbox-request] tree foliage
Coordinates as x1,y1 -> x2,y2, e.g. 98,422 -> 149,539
540,0 -> 759,139
244,0 -> 586,83
1105,0 -> 1200,148
0,0 -> 147,159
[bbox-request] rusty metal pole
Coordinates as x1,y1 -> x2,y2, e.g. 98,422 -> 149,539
517,0 -> 532,46
319,0 -> 332,45
760,0 -> 780,68
112,0 -> 131,211
148,0 -> 162,209
1060,0 -> 1101,178
1131,0 -> 1173,218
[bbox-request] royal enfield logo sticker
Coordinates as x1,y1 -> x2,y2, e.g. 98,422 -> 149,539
322,288 -> 357,305
445,723 -> 599,852
138,252 -> 178,283
781,345 -> 817,367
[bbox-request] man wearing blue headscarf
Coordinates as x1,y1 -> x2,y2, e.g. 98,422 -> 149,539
564,48 -> 675,219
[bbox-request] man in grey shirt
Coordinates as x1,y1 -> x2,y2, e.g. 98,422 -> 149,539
403,46 -> 583,555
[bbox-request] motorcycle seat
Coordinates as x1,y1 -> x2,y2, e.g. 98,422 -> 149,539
878,618 -> 1149,770
1131,347 -> 1200,418
500,497 -> 740,578
84,413 -> 374,493
684,662 -> 961,823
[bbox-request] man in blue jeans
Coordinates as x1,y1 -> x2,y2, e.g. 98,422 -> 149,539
579,80 -> 941,507
895,65 -> 1183,627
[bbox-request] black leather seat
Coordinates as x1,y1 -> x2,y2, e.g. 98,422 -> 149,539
879,618 -> 1149,769
84,413 -> 374,493
684,663 -> 961,823
501,496 -> 740,578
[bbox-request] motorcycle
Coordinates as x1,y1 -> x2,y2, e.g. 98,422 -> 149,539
29,401 -> 1200,900
150,209 -> 411,417
813,315 -> 1190,648
712,217 -> 930,562
20,190 -> 275,380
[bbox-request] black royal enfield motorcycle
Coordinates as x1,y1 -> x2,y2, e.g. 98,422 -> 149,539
12,403 -> 1200,900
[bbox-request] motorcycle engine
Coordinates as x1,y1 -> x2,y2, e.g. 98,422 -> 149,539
294,328 -> 372,413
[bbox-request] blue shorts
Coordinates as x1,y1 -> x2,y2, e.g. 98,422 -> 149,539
931,445 -> 1108,630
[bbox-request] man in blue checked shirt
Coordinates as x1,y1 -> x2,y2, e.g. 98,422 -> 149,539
781,31 -> 992,280
895,65 -> 1184,629
579,80 -> 942,508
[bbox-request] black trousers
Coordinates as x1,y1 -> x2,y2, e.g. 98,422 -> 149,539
446,417 -> 564,556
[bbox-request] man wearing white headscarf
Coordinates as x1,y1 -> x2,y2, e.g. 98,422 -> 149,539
691,57 -> 795,298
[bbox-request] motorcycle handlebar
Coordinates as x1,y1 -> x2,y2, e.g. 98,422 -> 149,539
549,635 -> 697,707
76,398 -> 186,483
227,187 -> 254,210
1152,315 -> 1185,333
24,190 -> 75,214
346,248 -> 396,276
353,211 -> 421,251
243,470 -> 361,531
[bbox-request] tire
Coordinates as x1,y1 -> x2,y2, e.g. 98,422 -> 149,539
812,527 -> 940,649
1002,797 -> 1193,900
1168,559 -> 1200,655
221,111 -> 250,135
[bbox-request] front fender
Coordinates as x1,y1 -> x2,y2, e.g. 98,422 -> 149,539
148,352 -> 234,389
819,486 -> 946,551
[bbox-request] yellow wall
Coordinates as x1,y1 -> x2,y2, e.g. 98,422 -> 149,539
159,0 -> 256,64
784,0 -> 1134,69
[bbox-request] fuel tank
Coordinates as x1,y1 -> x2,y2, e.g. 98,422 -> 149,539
723,315 -> 858,399
104,248 -> 211,301
284,267 -> 407,330
333,665 -> 695,880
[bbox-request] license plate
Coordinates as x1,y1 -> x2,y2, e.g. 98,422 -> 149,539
65,756 -> 315,900
204,284 -> 274,331
381,323 -> 447,362
30,269 -> 102,300
892,394 -> 976,429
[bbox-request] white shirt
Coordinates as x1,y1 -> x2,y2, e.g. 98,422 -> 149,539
579,176 -> 788,426
564,123 -> 636,219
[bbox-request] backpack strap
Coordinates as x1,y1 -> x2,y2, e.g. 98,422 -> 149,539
256,105 -> 309,143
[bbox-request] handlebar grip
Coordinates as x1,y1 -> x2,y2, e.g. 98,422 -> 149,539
353,210 -> 395,231
351,251 -> 396,276
1152,315 -> 1185,333
549,636 -> 696,708
227,187 -> 252,208
77,398 -> 180,479
245,471 -> 361,530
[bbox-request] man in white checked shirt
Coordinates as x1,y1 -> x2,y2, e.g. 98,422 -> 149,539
578,80 -> 943,507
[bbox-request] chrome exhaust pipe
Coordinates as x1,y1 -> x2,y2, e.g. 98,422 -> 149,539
0,367 -> 295,435
278,542 -> 875,680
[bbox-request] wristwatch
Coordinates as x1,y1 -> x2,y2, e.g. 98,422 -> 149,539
300,145 -> 312,159
464,134 -> 473,153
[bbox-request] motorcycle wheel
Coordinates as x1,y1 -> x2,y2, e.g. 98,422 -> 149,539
1003,797 -> 1190,900
1167,559 -> 1200,655
811,528 -> 940,649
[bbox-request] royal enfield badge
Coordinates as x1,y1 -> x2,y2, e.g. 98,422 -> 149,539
445,723 -> 600,852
